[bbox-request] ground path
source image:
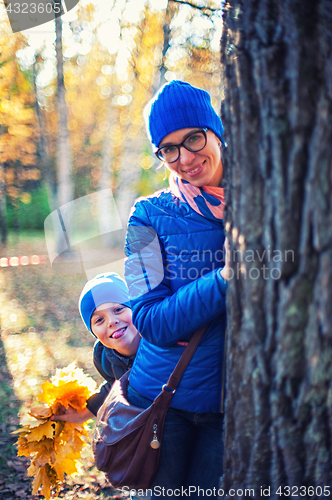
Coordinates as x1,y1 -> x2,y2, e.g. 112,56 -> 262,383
0,232 -> 126,499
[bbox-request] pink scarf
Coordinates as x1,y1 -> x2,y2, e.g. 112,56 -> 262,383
169,172 -> 225,221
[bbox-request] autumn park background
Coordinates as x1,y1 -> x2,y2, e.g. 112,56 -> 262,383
2,0 -> 332,498
0,0 -> 223,498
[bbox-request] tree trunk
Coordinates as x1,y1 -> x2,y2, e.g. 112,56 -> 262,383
55,0 -> 74,208
157,0 -> 177,90
221,0 -> 332,495
115,1 -> 178,228
0,162 -> 7,246
98,103 -> 117,248
32,58 -> 56,213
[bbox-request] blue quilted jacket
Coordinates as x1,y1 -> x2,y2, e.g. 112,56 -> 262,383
124,188 -> 227,413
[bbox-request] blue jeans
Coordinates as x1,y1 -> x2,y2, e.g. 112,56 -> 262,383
127,383 -> 224,500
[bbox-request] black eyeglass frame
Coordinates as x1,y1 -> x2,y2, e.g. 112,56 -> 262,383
155,127 -> 209,163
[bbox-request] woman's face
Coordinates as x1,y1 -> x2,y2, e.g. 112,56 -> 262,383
159,128 -> 223,187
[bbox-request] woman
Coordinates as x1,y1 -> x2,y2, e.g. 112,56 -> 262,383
124,80 -> 230,499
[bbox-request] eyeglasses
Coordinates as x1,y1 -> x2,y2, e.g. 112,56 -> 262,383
155,128 -> 208,163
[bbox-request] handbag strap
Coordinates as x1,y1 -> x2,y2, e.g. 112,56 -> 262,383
162,324 -> 209,394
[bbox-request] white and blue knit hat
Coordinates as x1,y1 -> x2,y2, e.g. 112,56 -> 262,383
78,273 -> 131,335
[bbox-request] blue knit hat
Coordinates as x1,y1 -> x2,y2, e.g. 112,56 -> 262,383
78,273 -> 131,336
144,80 -> 224,148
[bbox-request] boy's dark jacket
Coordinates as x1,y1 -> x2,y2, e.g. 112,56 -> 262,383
86,340 -> 134,416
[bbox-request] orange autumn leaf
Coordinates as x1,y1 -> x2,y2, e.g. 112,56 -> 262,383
37,362 -> 96,411
53,424 -> 87,460
29,406 -> 53,419
17,438 -> 53,457
53,452 -> 81,481
39,380 -> 90,410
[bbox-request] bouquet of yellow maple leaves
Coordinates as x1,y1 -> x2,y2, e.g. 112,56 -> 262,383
14,363 -> 97,500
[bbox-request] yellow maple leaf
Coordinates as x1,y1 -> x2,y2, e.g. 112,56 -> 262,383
33,447 -> 56,468
53,420 -> 65,440
25,420 -> 55,442
53,457 -> 79,481
18,437 -> 53,457
57,422 -> 88,449
27,461 -> 36,477
31,465 -> 47,494
12,425 -> 31,435
32,464 -> 55,500
16,416 -> 46,429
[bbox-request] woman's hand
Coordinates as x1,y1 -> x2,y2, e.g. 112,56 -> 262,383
220,237 -> 231,281
50,405 -> 95,424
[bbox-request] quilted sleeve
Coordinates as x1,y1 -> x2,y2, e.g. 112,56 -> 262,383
85,342 -> 115,416
125,199 -> 228,347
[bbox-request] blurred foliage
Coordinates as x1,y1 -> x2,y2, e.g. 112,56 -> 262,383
6,184 -> 50,229
0,0 -> 222,231
0,24 -> 37,168
0,3 -> 223,494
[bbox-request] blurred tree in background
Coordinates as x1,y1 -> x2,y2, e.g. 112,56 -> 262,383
0,20 -> 41,242
0,0 -> 222,243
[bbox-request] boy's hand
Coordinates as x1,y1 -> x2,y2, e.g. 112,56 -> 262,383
51,405 -> 95,424
220,237 -> 231,281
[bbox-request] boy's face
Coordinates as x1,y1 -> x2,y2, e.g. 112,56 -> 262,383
91,302 -> 140,357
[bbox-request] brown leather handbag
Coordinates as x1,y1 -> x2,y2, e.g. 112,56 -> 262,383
92,324 -> 208,490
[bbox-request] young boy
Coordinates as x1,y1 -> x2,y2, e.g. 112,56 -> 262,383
51,273 -> 140,424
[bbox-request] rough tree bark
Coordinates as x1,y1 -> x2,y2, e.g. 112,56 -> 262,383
221,0 -> 332,496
